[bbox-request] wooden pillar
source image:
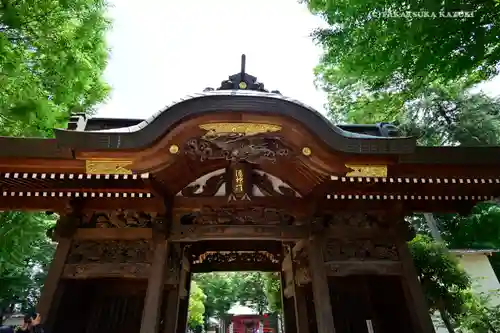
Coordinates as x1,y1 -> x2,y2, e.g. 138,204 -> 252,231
293,286 -> 310,333
177,271 -> 192,333
280,272 -> 297,333
395,232 -> 436,333
165,250 -> 189,333
163,286 -> 180,333
37,237 -> 72,324
307,236 -> 336,333
291,250 -> 309,333
140,239 -> 169,333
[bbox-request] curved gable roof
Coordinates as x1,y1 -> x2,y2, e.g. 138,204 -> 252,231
54,90 -> 416,154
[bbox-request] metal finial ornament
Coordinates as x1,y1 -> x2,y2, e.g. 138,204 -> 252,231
240,54 -> 246,79
214,55 -> 277,93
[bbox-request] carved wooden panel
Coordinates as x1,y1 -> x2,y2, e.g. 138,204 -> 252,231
165,245 -> 181,285
192,250 -> 280,265
325,212 -> 390,229
63,240 -> 154,279
323,239 -> 399,261
180,169 -> 226,197
252,170 -> 300,197
80,210 -> 158,228
177,168 -> 300,198
62,263 -> 151,279
66,240 -> 154,264
180,206 -> 295,225
325,261 -> 402,277
293,247 -> 311,285
184,133 -> 291,164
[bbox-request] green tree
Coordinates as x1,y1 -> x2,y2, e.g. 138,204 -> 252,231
459,292 -> 500,332
308,0 -> 499,97
188,281 -> 206,330
262,273 -> 282,313
194,273 -> 238,321
0,0 -> 110,136
409,235 -> 471,333
0,0 -> 110,323
236,272 -> 269,314
0,212 -> 56,324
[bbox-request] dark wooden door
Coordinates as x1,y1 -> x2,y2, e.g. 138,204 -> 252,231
328,276 -> 371,333
52,279 -> 147,333
327,275 -> 415,333
366,276 -> 414,333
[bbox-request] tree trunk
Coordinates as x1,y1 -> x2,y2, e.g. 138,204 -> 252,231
424,213 -> 444,242
438,306 -> 456,333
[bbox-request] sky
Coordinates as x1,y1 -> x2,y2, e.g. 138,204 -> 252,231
97,0 -> 500,120
97,0 -> 329,119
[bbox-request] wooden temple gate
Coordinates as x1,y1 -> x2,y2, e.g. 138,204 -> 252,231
2,62 -> 500,333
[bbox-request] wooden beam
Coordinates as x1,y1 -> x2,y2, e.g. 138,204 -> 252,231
62,263 -> 151,279
307,236 -> 336,333
140,240 -> 169,333
324,261 -> 402,276
192,262 -> 279,273
173,196 -> 312,217
169,224 -> 311,242
73,228 -> 153,240
37,238 -> 72,324
0,157 -> 84,172
0,195 -> 480,214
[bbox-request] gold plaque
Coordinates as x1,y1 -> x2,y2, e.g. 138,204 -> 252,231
302,147 -> 312,156
199,123 -> 282,137
169,144 -> 179,154
345,164 -> 387,178
239,81 -> 247,89
85,160 -> 133,175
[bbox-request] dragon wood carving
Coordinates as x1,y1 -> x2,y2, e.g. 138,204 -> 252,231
184,134 -> 291,164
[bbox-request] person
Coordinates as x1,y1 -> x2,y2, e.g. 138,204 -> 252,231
0,326 -> 15,333
15,313 -> 43,333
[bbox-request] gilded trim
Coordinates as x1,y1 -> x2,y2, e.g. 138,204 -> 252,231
85,160 -> 133,175
199,122 -> 281,137
345,164 -> 387,178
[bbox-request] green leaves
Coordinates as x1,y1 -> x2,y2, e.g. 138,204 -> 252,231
188,281 -> 206,329
0,0 -> 110,321
0,0 -> 110,136
192,271 -> 282,326
409,235 -> 471,318
0,212 -> 56,317
309,0 -> 499,95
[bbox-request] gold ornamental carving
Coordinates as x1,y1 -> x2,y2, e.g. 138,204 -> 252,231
85,159 -> 133,175
199,122 -> 282,137
169,144 -> 180,154
345,164 -> 387,178
301,147 -> 312,156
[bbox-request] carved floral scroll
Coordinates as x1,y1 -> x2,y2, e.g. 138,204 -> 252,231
80,210 -> 158,228
180,206 -> 295,225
